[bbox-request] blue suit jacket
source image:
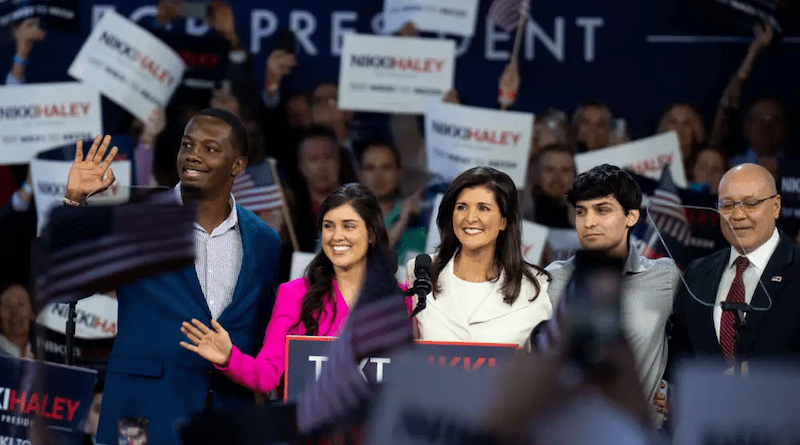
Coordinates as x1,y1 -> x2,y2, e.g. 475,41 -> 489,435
97,205 -> 281,445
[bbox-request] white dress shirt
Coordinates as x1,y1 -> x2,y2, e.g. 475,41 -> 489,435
175,184 -> 243,319
713,228 -> 780,340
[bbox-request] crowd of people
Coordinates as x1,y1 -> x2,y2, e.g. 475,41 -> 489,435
1,2 -> 799,444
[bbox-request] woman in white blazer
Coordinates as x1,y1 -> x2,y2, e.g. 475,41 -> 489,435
407,167 -> 551,346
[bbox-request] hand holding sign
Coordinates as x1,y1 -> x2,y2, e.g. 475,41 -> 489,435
65,135 -> 118,204
180,318 -> 233,366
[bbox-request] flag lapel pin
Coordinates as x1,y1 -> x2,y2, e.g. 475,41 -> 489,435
772,276 -> 782,282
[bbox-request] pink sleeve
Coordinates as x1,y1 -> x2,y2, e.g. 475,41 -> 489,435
400,282 -> 414,314
215,280 -> 306,393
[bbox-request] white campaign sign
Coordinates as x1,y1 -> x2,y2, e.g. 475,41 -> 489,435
423,193 -> 444,255
290,251 -> 317,281
521,220 -> 548,266
338,34 -> 455,114
0,82 -> 102,164
37,294 -> 118,339
31,158 -> 131,235
68,10 -> 185,122
574,132 -> 686,187
425,102 -> 534,187
383,0 -> 480,37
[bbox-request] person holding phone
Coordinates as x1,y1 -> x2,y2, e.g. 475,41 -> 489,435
180,183 -> 396,394
540,164 -> 679,426
406,167 -> 551,346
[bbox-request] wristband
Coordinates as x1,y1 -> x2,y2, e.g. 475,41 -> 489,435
13,54 -> 28,67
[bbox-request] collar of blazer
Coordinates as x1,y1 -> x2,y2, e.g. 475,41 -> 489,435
428,258 -> 542,326
735,233 -> 796,353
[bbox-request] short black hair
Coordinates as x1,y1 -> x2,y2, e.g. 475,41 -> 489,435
566,164 -> 642,214
194,108 -> 249,158
357,141 -> 402,170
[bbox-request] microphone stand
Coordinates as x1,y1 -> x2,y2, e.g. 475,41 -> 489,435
405,287 -> 427,318
66,301 -> 77,365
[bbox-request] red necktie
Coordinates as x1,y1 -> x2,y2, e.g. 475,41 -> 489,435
720,256 -> 749,366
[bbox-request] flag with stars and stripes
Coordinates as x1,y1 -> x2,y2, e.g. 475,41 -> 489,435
647,166 -> 691,245
488,0 -> 531,32
232,158 -> 282,213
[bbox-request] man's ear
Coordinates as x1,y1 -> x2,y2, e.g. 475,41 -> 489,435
232,156 -> 247,177
626,208 -> 640,229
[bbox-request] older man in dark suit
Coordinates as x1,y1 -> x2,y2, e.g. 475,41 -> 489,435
670,163 -> 800,372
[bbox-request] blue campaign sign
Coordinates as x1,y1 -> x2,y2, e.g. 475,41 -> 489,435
284,336 -> 517,401
0,356 -> 96,445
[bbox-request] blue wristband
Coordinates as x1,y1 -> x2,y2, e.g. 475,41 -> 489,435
13,54 -> 28,67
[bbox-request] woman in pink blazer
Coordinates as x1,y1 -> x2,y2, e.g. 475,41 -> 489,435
180,183 -> 392,394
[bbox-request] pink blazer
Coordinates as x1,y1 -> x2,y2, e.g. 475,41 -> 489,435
216,277 -> 349,393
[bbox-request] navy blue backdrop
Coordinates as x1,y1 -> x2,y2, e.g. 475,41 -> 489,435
2,0 -> 799,139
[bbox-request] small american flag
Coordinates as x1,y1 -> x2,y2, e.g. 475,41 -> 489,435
488,0 -> 531,32
647,166 -> 691,245
232,158 -> 282,213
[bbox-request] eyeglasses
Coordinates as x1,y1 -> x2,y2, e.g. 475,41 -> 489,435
716,194 -> 777,214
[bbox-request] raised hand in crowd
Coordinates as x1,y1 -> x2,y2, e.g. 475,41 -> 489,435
498,60 -> 520,110
265,49 -> 297,98
709,22 -> 773,149
180,319 -> 233,366
388,191 -> 423,248
397,21 -> 418,37
155,0 -> 181,26
209,1 -> 241,50
10,18 -> 45,82
442,88 -> 460,104
138,109 -> 167,147
64,135 -> 118,205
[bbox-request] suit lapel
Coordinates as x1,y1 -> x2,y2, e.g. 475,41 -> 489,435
689,252 -> 727,355
182,264 -> 211,318
738,237 -> 793,354
218,206 -> 254,323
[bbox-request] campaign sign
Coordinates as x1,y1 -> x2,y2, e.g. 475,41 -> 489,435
425,102 -> 534,187
338,34 -> 455,114
0,0 -> 80,33
0,355 -> 96,445
521,220 -> 548,266
31,158 -> 132,235
383,0 -> 480,37
68,9 -> 185,122
673,361 -> 800,445
284,336 -> 517,401
574,132 -> 687,187
0,82 -> 102,164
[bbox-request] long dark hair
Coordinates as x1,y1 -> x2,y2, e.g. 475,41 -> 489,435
431,167 -> 547,305
296,183 -> 390,335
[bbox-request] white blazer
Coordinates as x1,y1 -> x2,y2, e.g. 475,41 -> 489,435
406,255 -> 552,346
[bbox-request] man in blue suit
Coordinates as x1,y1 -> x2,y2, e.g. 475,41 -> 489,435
63,108 -> 282,445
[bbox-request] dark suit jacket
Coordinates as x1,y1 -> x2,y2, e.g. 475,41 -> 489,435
96,205 -> 281,445
669,234 -> 800,373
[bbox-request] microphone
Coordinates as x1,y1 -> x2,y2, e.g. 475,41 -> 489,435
720,301 -> 754,328
408,254 -> 432,318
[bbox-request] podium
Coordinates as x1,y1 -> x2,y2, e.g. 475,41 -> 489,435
284,335 -> 518,401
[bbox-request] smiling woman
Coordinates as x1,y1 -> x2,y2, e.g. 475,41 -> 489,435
180,183 -> 400,395
406,167 -> 552,346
